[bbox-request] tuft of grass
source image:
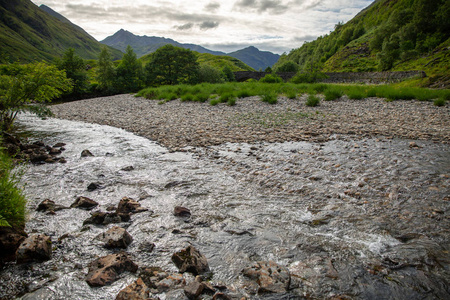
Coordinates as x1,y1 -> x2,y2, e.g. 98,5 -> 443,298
219,92 -> 235,103
261,92 -> 278,104
434,98 -> 446,106
236,90 -> 251,98
227,97 -> 237,106
306,94 -> 320,107
346,90 -> 365,100
324,89 -> 343,101
0,147 -> 26,228
180,93 -> 194,102
194,93 -> 209,103
209,98 -> 220,106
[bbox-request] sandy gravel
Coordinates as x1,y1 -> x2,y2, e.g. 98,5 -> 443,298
51,94 -> 450,150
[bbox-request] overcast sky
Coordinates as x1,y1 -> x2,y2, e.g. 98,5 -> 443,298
31,0 -> 374,54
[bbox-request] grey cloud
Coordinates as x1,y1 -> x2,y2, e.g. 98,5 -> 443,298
199,21 -> 219,30
175,23 -> 194,31
204,2 -> 220,12
233,0 -> 288,14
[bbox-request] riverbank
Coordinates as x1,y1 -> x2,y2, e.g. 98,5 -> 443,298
50,94 -> 449,151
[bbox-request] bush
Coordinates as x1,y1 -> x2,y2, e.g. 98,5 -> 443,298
346,90 -> 365,100
261,93 -> 278,104
306,94 -> 320,107
219,92 -> 235,103
434,98 -> 446,106
180,93 -> 194,102
259,73 -> 283,83
324,89 -> 343,101
0,146 -> 26,228
227,97 -> 237,106
237,90 -> 251,98
209,98 -> 220,106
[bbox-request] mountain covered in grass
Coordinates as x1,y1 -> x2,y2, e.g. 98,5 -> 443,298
0,0 -> 122,63
102,29 -> 280,70
274,0 -> 449,86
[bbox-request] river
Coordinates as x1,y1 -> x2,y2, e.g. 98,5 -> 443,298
1,113 -> 449,299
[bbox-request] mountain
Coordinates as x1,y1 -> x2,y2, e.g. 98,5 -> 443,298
228,46 -> 280,71
39,4 -> 91,38
101,29 -> 225,57
273,0 -> 449,84
0,0 -> 122,63
102,29 -> 280,70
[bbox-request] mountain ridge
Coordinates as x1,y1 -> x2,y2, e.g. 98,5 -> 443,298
101,29 -> 280,70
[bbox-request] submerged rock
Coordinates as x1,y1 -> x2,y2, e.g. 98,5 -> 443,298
87,182 -> 101,192
174,206 -> 191,218
16,234 -> 52,264
97,226 -> 133,249
70,196 -> 99,210
115,278 -> 150,300
0,226 -> 27,264
85,252 -> 138,287
83,211 -> 131,225
36,199 -> 68,212
81,149 -> 94,157
171,245 -> 210,275
242,261 -> 291,294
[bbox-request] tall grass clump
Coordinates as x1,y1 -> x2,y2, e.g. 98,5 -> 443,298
227,97 -> 237,106
305,94 -> 320,107
219,92 -> 235,103
0,147 -> 26,228
434,98 -> 446,106
236,90 -> 251,98
261,92 -> 278,104
209,98 -> 220,106
324,88 -> 343,101
180,93 -> 194,102
194,93 -> 209,103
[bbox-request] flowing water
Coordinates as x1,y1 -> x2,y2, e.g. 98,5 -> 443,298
1,114 -> 449,299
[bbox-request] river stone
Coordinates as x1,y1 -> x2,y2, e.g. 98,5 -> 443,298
85,251 -> 138,287
0,226 -> 27,264
70,196 -> 99,210
242,261 -> 290,294
184,281 -> 204,299
171,245 -> 210,275
117,197 -> 148,214
97,226 -> 133,248
174,206 -> 191,218
36,199 -> 68,212
83,211 -> 131,225
115,278 -> 150,300
87,182 -> 101,192
16,234 -> 52,264
81,149 -> 94,157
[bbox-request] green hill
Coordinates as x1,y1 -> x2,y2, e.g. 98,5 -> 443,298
139,51 -> 255,72
0,0 -> 122,63
274,0 -> 449,85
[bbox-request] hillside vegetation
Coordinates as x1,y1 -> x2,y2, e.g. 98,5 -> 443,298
0,0 -> 122,63
274,0 -> 449,86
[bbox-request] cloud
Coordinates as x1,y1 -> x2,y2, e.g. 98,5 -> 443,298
199,21 -> 219,30
204,2 -> 220,12
233,0 -> 288,14
175,23 -> 194,30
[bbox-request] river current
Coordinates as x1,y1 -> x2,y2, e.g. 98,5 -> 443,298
1,114 -> 449,299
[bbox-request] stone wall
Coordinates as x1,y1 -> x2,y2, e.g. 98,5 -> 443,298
233,71 -> 426,84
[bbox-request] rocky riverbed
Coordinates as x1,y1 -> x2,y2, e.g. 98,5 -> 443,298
0,94 -> 448,299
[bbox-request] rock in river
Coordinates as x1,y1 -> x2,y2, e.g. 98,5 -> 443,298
117,197 -> 148,214
16,234 -> 52,264
97,226 -> 133,249
70,196 -> 99,210
242,261 -> 291,294
171,245 -> 210,275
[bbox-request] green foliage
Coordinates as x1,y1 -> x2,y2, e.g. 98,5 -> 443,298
56,48 -> 88,95
0,145 -> 26,228
222,65 -> 236,82
275,61 -> 299,73
198,65 -> 224,84
146,45 -> 199,86
227,97 -> 237,106
116,45 -> 143,93
209,98 -> 220,106
0,62 -> 72,131
306,94 -> 320,107
259,73 -> 283,83
433,98 -> 446,106
324,88 -> 343,101
96,46 -> 116,92
219,93 -> 235,103
291,71 -> 327,84
261,92 -> 278,104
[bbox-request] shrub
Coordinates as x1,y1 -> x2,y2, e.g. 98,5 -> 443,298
434,98 -> 446,106
227,97 -> 237,106
194,93 -> 209,103
259,73 -> 283,83
219,92 -> 235,103
237,90 -> 251,98
346,90 -> 365,100
324,89 -> 343,101
0,147 -> 26,228
209,98 -> 220,106
180,93 -> 194,102
261,93 -> 278,104
306,94 -> 320,107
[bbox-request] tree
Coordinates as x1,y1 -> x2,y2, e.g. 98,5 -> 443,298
275,61 -> 299,73
96,46 -> 116,92
198,65 -> 224,83
222,65 -> 235,82
0,63 -> 72,131
56,48 -> 88,95
116,45 -> 143,92
145,45 -> 199,86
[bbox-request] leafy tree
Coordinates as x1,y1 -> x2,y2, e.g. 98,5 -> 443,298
145,45 -> 199,86
0,63 -> 72,131
56,48 -> 88,95
264,66 -> 273,73
222,65 -> 236,82
96,46 -> 116,92
116,45 -> 143,92
198,65 -> 224,83
275,61 -> 299,73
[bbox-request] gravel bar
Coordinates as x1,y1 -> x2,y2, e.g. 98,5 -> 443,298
51,94 -> 450,150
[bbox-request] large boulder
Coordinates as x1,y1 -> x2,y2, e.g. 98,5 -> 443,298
85,252 -> 138,287
242,261 -> 291,294
115,278 -> 150,300
97,226 -> 133,249
117,197 -> 148,214
0,226 -> 27,264
171,245 -> 210,275
16,234 -> 52,264
70,196 -> 99,210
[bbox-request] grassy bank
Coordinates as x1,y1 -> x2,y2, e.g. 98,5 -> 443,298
136,82 -> 450,106
0,145 -> 26,228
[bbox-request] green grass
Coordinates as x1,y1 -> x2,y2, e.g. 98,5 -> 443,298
136,82 -> 450,106
306,94 -> 321,107
434,98 -> 446,106
0,146 -> 26,228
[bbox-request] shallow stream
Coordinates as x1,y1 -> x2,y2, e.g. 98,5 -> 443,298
1,114 -> 449,299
